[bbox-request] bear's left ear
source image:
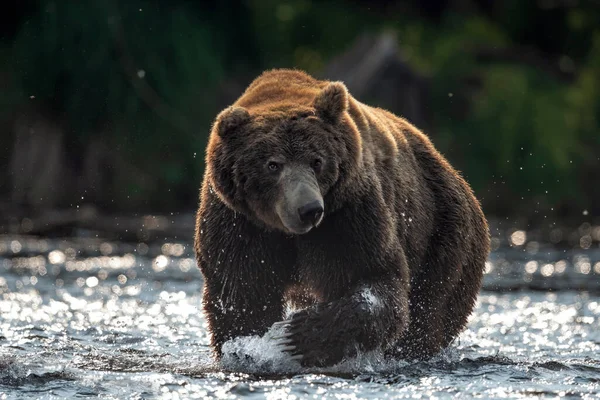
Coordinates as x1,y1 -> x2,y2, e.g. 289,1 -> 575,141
313,82 -> 349,123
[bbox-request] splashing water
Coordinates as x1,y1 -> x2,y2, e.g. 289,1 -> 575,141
221,323 -> 304,374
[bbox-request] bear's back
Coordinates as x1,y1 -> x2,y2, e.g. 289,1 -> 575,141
236,69 -> 327,114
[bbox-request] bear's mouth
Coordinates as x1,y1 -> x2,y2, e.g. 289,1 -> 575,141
278,211 -> 323,235
288,225 -> 314,235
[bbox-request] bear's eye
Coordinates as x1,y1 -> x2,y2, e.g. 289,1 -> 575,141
267,161 -> 280,172
312,159 -> 323,172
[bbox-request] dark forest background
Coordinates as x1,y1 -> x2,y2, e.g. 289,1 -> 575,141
1,0 -> 599,225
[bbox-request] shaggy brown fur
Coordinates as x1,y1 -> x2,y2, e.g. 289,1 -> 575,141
194,69 -> 490,367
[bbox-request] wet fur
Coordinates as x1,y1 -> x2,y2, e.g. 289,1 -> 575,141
195,69 -> 490,367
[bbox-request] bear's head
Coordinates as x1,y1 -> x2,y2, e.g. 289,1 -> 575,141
206,81 -> 361,235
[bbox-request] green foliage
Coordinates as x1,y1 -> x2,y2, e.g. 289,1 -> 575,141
246,0 -> 379,72
391,10 -> 600,210
6,1 -> 232,203
2,0 -> 600,213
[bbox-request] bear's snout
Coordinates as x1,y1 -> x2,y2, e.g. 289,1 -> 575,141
277,170 -> 324,234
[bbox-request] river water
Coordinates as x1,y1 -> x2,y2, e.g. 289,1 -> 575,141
1,222 -> 599,399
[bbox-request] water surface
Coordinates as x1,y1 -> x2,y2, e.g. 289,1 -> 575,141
1,228 -> 599,399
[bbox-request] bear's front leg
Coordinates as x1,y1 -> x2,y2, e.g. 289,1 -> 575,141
202,269 -> 286,358
276,278 -> 409,367
196,190 -> 297,359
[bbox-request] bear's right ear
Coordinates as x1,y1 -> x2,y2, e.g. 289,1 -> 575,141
313,82 -> 349,123
215,106 -> 250,139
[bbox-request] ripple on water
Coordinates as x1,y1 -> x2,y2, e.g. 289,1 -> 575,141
0,234 -> 599,398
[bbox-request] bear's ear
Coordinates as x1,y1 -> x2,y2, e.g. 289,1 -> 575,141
313,82 -> 349,123
215,106 -> 251,139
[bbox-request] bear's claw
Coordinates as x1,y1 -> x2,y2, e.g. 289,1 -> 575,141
277,345 -> 296,352
270,332 -> 293,340
272,320 -> 292,328
273,338 -> 293,346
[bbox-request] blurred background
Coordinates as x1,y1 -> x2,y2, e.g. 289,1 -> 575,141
1,0 -> 599,237
2,3 -> 600,395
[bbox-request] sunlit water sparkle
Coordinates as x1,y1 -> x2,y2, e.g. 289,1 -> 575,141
1,233 -> 599,399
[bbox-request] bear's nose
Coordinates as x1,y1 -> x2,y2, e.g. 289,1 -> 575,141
298,200 -> 324,226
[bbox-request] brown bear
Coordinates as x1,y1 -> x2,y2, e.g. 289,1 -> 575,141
194,69 -> 490,367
